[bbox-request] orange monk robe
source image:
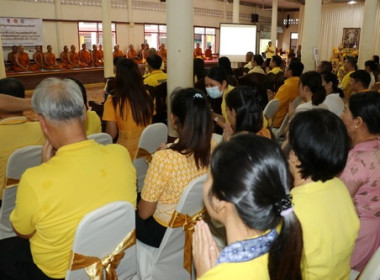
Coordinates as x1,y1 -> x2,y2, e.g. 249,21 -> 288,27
204,49 -> 212,60
69,52 -> 87,68
127,49 -> 137,59
44,52 -> 63,69
113,50 -> 124,59
158,49 -> 167,63
60,52 -> 73,69
33,52 -> 44,68
92,50 -> 104,66
194,47 -> 203,58
99,50 -> 104,60
79,49 -> 91,66
12,52 -> 40,72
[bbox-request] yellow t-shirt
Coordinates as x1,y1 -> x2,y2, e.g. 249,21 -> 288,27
143,70 -> 167,87
10,140 -> 137,278
102,96 -> 150,159
266,45 -> 275,59
272,76 -> 300,128
141,149 -> 207,226
339,70 -> 354,100
0,116 -> 45,199
199,253 -> 269,280
291,177 -> 359,280
221,84 -> 235,122
84,110 -> 101,136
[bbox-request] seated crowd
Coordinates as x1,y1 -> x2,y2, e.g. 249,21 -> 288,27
0,46 -> 379,280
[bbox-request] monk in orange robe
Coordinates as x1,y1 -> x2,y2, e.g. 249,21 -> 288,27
60,45 -> 73,69
126,44 -> 139,63
12,45 -> 40,72
158,43 -> 167,63
44,45 -> 62,70
98,44 -> 104,61
68,45 -> 86,68
33,46 -> 45,68
194,43 -> 203,58
79,44 -> 91,66
91,44 -> 104,67
113,45 -> 124,59
204,45 -> 213,60
7,45 -> 18,69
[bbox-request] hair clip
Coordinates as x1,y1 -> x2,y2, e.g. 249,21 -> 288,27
193,93 -> 203,99
274,194 -> 294,217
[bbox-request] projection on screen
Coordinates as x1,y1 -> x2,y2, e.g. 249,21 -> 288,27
219,23 -> 257,62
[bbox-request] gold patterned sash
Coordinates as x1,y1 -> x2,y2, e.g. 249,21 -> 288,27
5,178 -> 19,186
69,229 -> 136,280
135,148 -> 152,164
167,208 -> 206,275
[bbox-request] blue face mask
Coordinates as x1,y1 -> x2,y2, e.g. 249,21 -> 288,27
206,86 -> 223,99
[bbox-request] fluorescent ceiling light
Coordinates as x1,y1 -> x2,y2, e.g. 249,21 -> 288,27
348,1 -> 357,4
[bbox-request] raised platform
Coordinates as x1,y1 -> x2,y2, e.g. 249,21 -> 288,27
6,67 -> 106,90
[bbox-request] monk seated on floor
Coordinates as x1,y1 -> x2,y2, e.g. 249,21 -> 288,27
44,45 -> 63,70
60,45 -> 74,69
12,45 -> 41,72
68,45 -> 87,68
91,44 -> 104,67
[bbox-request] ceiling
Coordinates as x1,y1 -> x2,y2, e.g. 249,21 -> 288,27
232,0 -> 364,10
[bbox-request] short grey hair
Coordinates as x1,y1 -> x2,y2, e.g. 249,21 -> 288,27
32,78 -> 85,122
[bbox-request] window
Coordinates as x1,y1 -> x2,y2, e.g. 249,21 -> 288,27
290,32 -> 298,51
144,24 -> 167,50
194,27 -> 216,53
78,22 -> 116,49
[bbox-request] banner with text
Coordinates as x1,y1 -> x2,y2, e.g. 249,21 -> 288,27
0,17 -> 43,47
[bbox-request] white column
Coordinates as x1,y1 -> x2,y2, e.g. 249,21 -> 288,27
128,0 -> 134,43
102,0 -> 113,78
358,0 -> 378,69
233,0 -> 240,24
167,0 -> 193,137
300,0 -> 322,71
0,35 -> 6,79
270,0 -> 278,48
54,0 -> 64,52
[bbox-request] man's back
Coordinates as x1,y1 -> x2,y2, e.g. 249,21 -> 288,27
10,139 -> 137,278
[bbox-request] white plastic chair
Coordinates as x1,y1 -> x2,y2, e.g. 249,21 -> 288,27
211,133 -> 223,144
88,133 -> 113,145
358,246 -> 380,280
136,174 -> 207,280
0,145 -> 42,240
133,123 -> 168,193
271,113 -> 289,142
263,99 -> 280,120
66,201 -> 137,280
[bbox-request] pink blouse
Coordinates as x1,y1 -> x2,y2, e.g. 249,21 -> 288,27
340,137 -> 380,271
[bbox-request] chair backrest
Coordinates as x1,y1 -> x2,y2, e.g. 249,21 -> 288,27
133,123 -> 168,192
151,174 -> 207,280
1,145 -> 43,240
292,96 -> 302,109
211,133 -> 223,145
263,99 -> 280,120
0,185 -> 17,240
87,133 -> 113,145
65,201 -> 136,280
271,113 -> 289,141
6,145 -> 42,181
358,247 -> 380,280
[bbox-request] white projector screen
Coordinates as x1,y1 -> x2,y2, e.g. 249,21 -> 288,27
219,23 -> 257,62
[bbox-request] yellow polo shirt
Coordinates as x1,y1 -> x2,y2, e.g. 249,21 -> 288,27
268,67 -> 282,75
10,140 -> 137,278
84,110 -> 101,136
291,178 -> 359,280
0,116 -> 45,199
143,70 -> 167,87
221,84 -> 235,122
272,76 -> 300,128
199,251 -> 269,280
339,70 -> 354,100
